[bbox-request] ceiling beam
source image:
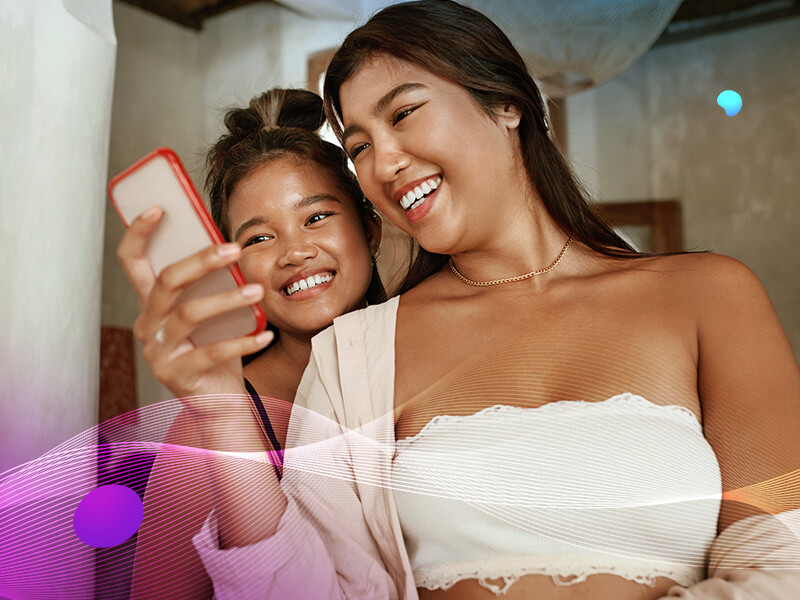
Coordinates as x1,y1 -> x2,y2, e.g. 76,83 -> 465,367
117,0 -> 203,30
118,0 -> 800,39
655,0 -> 800,45
272,0 -> 362,20
192,0 -> 272,22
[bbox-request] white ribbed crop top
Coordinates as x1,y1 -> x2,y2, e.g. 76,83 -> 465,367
392,393 -> 722,595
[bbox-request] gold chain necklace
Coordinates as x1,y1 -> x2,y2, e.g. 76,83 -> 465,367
448,234 -> 575,287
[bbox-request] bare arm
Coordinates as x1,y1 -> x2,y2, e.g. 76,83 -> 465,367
116,207 -> 286,547
656,254 -> 800,599
131,411 -> 214,600
190,322 -> 402,599
191,403 -> 288,549
118,213 -> 399,596
694,255 -> 800,528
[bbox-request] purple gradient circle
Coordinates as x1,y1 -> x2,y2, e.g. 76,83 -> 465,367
73,484 -> 144,548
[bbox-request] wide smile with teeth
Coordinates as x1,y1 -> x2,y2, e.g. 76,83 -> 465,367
284,272 -> 334,296
400,176 -> 441,211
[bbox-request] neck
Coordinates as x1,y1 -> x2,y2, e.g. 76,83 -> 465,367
272,330 -> 314,369
452,188 -> 570,286
244,329 -> 315,395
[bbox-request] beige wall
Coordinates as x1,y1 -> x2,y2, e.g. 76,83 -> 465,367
567,17 -> 800,358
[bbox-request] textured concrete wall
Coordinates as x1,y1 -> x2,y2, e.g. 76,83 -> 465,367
567,17 -> 800,358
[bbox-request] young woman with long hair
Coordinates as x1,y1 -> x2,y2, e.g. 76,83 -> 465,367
189,2 -> 800,599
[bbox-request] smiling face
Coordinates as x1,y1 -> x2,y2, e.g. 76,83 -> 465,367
227,155 -> 379,337
339,54 -> 525,256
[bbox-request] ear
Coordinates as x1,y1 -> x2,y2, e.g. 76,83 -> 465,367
365,210 -> 383,256
497,103 -> 522,132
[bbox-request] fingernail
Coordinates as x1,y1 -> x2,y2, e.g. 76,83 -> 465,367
142,206 -> 162,221
255,330 -> 274,345
241,284 -> 263,299
217,243 -> 240,258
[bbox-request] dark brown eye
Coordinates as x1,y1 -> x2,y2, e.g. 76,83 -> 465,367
392,105 -> 417,125
243,234 -> 272,248
350,143 -> 369,159
306,212 -> 334,225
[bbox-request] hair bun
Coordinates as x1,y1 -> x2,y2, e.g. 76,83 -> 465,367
255,88 -> 325,133
276,89 -> 326,132
222,89 -> 325,140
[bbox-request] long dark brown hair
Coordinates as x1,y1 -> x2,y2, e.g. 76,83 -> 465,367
323,0 -> 644,294
205,87 -> 385,304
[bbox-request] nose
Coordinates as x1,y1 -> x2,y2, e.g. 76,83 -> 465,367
277,236 -> 318,267
372,135 -> 410,184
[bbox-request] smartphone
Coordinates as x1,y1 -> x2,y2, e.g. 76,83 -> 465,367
108,147 -> 267,347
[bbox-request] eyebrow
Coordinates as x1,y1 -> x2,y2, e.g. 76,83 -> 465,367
341,82 -> 426,147
232,193 -> 343,240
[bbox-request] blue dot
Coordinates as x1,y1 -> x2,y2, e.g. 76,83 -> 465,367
73,484 -> 144,548
717,90 -> 742,116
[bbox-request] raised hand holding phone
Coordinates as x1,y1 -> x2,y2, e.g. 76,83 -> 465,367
109,148 -> 266,346
110,148 -> 273,400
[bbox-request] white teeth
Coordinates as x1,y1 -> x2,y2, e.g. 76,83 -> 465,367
399,176 -> 441,210
284,272 -> 334,296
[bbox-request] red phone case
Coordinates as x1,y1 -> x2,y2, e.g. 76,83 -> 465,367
108,148 -> 267,346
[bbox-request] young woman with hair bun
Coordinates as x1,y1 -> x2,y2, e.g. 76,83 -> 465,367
117,87 -> 385,599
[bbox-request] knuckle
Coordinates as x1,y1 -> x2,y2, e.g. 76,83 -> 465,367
206,245 -> 221,260
142,344 -> 155,364
203,343 -> 225,364
151,363 -> 170,383
132,318 -> 146,342
158,268 -> 176,290
116,226 -> 139,254
116,245 -> 134,268
175,303 -> 198,327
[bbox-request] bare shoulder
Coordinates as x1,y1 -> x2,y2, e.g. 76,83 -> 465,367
669,253 -> 767,308
622,252 -> 767,305
663,252 -> 759,283
684,251 -> 796,404
627,251 -> 757,281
